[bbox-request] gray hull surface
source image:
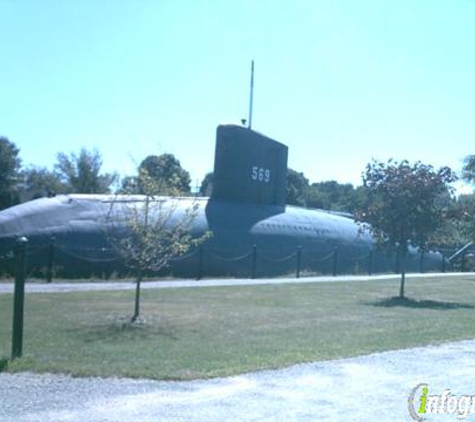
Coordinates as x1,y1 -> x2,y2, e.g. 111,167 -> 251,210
0,194 -> 444,278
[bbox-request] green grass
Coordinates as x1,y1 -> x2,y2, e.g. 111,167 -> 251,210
1,275 -> 475,380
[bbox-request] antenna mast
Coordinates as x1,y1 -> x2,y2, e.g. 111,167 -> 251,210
248,60 -> 254,129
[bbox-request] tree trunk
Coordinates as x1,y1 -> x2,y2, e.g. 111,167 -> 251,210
131,269 -> 142,322
399,247 -> 407,299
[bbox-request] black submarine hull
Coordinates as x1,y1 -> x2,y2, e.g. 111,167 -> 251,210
0,194 -> 444,278
0,124 -> 447,278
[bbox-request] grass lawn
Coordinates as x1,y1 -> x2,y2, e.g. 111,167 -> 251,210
1,274 -> 475,380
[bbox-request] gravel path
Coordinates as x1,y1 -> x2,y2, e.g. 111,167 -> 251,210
2,339 -> 475,422
1,272 -> 474,294
2,274 -> 475,421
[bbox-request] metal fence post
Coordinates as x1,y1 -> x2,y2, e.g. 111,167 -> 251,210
296,246 -> 302,278
46,237 -> 55,283
368,250 -> 373,276
12,236 -> 28,360
441,253 -> 446,273
251,245 -> 257,279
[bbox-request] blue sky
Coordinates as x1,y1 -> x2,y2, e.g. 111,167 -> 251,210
1,0 -> 474,192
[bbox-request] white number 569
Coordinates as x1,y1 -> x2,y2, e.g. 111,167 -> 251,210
252,166 -> 271,183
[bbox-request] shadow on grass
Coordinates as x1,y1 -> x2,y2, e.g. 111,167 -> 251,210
368,296 -> 475,310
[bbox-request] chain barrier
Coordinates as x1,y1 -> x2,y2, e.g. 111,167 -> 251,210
55,245 -> 119,263
349,253 -> 371,264
349,252 -> 370,263
302,251 -> 335,265
0,239 -> 467,279
258,251 -> 298,263
61,245 -> 114,253
26,243 -> 51,257
0,253 -> 14,261
169,249 -> 199,262
205,249 -> 253,262
26,264 -> 44,278
345,252 -> 372,275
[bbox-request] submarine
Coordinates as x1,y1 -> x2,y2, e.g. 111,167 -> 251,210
0,125 -> 445,278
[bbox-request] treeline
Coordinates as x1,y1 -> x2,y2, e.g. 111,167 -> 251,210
286,169 -> 367,213
0,136 -> 193,208
199,169 -> 367,213
1,136 -> 475,247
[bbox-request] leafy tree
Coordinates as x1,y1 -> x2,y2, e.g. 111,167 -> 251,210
56,148 -> 116,193
22,166 -> 68,201
305,186 -> 330,209
355,159 -> 456,298
0,136 -> 21,210
286,168 -> 309,206
462,155 -> 475,185
199,172 -> 213,196
139,154 -> 191,195
453,193 -> 475,243
352,186 -> 370,213
105,169 -> 211,323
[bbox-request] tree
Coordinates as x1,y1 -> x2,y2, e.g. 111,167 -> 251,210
199,172 -> 213,196
139,154 -> 191,195
306,181 -> 355,212
355,159 -> 456,298
118,176 -> 141,195
305,186 -> 330,209
286,169 -> 309,206
22,166 -> 68,201
462,155 -> 475,185
0,136 -> 21,210
105,169 -> 211,323
56,148 -> 116,193
454,193 -> 475,243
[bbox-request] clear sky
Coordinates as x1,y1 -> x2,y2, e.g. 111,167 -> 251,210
1,0 -> 474,192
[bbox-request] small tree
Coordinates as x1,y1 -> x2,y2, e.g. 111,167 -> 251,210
355,160 -> 456,298
105,169 -> 211,323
